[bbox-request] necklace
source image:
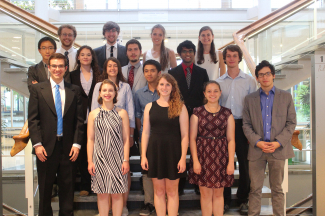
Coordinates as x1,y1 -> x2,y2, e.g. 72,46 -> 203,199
205,104 -> 220,117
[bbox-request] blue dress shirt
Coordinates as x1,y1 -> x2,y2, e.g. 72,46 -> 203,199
260,86 -> 275,142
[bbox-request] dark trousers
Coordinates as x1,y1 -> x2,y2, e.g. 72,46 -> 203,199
37,140 -> 76,216
77,124 -> 91,192
224,119 -> 250,205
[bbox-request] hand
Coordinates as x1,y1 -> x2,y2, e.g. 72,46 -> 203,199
141,157 -> 149,171
35,145 -> 47,162
266,142 -> 281,152
227,162 -> 235,175
32,80 -> 38,84
69,146 -> 80,162
88,161 -> 95,176
256,141 -> 272,152
177,158 -> 186,173
129,137 -> 134,148
122,161 -> 130,175
193,160 -> 201,175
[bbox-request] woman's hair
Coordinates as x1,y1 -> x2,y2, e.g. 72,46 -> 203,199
98,57 -> 126,85
202,81 -> 221,104
157,74 -> 183,119
98,79 -> 118,104
151,24 -> 170,71
197,26 -> 217,65
75,45 -> 100,80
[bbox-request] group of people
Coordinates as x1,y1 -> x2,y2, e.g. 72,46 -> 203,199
27,21 -> 296,216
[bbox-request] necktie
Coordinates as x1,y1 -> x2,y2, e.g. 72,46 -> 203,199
55,85 -> 63,136
64,51 -> 69,72
128,66 -> 135,89
44,64 -> 49,79
110,46 -> 114,57
186,67 -> 191,89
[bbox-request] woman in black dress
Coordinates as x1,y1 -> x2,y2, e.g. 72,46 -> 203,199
141,73 -> 189,216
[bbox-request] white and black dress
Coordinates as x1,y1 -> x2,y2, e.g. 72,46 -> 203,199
91,106 -> 128,194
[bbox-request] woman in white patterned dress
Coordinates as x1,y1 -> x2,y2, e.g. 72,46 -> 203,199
87,79 -> 130,216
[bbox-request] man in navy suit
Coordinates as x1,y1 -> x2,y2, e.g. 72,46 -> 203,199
94,21 -> 128,71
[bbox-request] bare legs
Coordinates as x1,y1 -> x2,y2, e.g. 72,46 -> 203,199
152,178 -> 180,216
97,193 -> 123,216
199,186 -> 224,216
123,171 -> 131,207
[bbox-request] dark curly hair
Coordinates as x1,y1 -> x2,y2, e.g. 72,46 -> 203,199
255,60 -> 275,77
98,57 -> 126,85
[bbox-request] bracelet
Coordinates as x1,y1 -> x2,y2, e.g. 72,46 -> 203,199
123,159 -> 129,162
130,135 -> 134,138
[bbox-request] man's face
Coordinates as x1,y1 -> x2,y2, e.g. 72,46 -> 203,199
143,64 -> 161,83
256,66 -> 275,89
49,59 -> 67,83
104,28 -> 119,45
225,50 -> 240,68
180,47 -> 195,64
58,28 -> 75,48
126,44 -> 141,63
38,41 -> 56,62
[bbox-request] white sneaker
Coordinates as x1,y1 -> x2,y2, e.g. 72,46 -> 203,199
122,207 -> 129,216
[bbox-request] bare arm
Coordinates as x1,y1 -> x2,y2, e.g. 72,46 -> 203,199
178,104 -> 189,173
120,108 -> 130,175
142,51 -> 147,63
189,113 -> 201,174
226,114 -> 236,175
169,49 -> 177,69
140,103 -> 152,170
87,109 -> 98,176
218,51 -> 226,76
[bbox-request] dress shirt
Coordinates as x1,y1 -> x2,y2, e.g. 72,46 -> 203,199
80,69 -> 93,123
134,85 -> 159,140
91,81 -> 135,128
56,47 -> 78,72
260,86 -> 275,142
181,62 -> 193,77
217,69 -> 257,119
33,78 -> 81,149
106,42 -> 118,59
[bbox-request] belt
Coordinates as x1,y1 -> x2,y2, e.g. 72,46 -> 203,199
56,136 -> 63,141
198,135 -> 226,140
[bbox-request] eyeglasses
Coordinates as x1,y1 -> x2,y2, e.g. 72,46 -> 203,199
257,72 -> 272,78
40,47 -> 55,51
61,33 -> 74,38
49,65 -> 66,69
181,50 -> 194,54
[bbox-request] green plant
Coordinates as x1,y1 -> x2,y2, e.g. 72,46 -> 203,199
294,79 -> 310,122
51,0 -> 73,10
12,0 -> 35,10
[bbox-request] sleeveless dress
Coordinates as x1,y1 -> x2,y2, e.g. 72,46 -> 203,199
195,52 -> 220,80
145,49 -> 170,74
91,107 -> 128,194
147,101 -> 187,180
188,106 -> 234,188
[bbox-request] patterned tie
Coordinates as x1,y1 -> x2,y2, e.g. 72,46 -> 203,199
128,66 -> 135,89
55,85 -> 63,136
44,64 -> 49,79
186,67 -> 191,89
110,46 -> 114,57
64,51 -> 69,72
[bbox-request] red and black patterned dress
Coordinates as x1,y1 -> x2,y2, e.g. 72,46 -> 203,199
188,105 -> 234,188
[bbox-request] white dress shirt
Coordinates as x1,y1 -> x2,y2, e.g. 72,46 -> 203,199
56,46 -> 77,72
106,42 -> 118,59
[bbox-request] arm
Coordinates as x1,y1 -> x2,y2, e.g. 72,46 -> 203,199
218,51 -> 226,77
142,51 -> 147,63
189,114 -> 201,174
91,83 -> 101,111
87,110 -> 96,176
140,103 -> 152,170
226,114 -> 236,175
124,84 -> 135,146
136,118 -> 141,134
27,66 -> 37,91
178,104 -> 189,173
169,49 -> 177,69
134,92 -> 142,134
120,109 -> 130,175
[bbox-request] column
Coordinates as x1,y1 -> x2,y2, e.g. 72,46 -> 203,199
35,0 -> 49,21
258,0 -> 271,19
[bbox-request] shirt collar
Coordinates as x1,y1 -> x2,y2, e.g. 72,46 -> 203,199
143,84 -> 157,94
107,42 -> 117,49
181,62 -> 193,72
59,46 -> 74,53
259,86 -> 275,95
128,61 -> 141,70
221,69 -> 246,80
42,61 -> 48,68
50,77 -> 64,89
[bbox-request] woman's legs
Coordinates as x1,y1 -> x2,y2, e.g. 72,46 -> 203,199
123,171 -> 131,207
111,193 -> 124,216
152,178 -> 167,216
97,193 -> 110,216
212,187 -> 224,216
199,186 -> 213,216
165,179 -> 180,216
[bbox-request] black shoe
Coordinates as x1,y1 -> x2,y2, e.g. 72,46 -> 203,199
223,204 -> 230,214
239,203 -> 248,215
194,186 -> 200,195
139,203 -> 155,215
51,184 -> 58,198
178,188 -> 184,196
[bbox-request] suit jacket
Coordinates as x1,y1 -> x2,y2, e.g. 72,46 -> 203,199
94,44 -> 128,72
168,64 -> 209,116
242,87 -> 296,161
27,61 -> 71,92
28,80 -> 84,157
70,69 -> 97,123
122,64 -> 147,96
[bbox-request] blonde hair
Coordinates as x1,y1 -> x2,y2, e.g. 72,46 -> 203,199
157,74 -> 183,119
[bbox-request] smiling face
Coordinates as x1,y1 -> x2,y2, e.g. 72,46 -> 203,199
100,83 -> 116,103
104,28 -> 119,45
143,64 -> 161,84
58,27 -> 75,49
38,40 -> 56,63
204,83 -> 221,104
151,28 -> 164,46
199,29 -> 214,46
225,50 -> 240,68
126,43 -> 141,63
106,60 -> 118,78
49,58 -> 67,83
256,66 -> 275,89
78,48 -> 92,66
180,47 -> 195,64
157,78 -> 172,97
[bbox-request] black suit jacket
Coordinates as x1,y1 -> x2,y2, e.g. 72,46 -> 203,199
70,69 -> 96,122
168,64 -> 209,116
28,80 -> 84,157
94,44 -> 128,72
27,61 -> 71,92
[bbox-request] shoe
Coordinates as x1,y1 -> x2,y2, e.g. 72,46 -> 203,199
79,190 -> 89,196
239,203 -> 249,215
139,203 -> 155,215
51,184 -> 58,198
223,204 -> 230,214
122,207 -> 129,216
178,188 -> 184,196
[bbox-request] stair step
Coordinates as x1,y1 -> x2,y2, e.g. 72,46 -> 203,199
0,58 -> 30,68
4,68 -> 28,73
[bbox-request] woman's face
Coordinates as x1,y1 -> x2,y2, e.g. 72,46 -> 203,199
106,60 -> 118,78
100,83 -> 116,103
151,28 -> 165,46
199,29 -> 214,46
204,83 -> 221,104
157,78 -> 172,97
78,48 -> 92,66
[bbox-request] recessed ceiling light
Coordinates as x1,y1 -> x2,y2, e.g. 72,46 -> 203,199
13,36 -> 21,39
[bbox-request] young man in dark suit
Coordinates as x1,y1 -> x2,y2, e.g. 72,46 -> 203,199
94,21 -> 128,71
168,40 -> 209,195
28,53 -> 84,216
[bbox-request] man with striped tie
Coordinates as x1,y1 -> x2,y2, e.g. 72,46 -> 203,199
28,53 -> 84,216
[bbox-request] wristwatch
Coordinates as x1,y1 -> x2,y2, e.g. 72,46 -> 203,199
123,159 -> 129,162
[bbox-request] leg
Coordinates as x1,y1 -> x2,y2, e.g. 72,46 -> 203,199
165,179 -> 180,216
97,193 -> 110,216
123,171 -> 131,206
78,124 -> 91,194
143,174 -> 154,205
199,186 -> 213,216
267,155 -> 285,216
152,178 -> 167,216
248,156 -> 267,216
223,187 -> 231,209
111,193 -> 124,216
212,188 -> 224,216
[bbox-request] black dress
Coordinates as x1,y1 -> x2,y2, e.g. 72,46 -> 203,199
147,101 -> 187,180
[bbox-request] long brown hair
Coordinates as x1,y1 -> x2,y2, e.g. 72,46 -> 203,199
197,26 -> 217,65
151,24 -> 170,71
75,45 -> 100,80
98,57 -> 126,85
157,74 -> 183,119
